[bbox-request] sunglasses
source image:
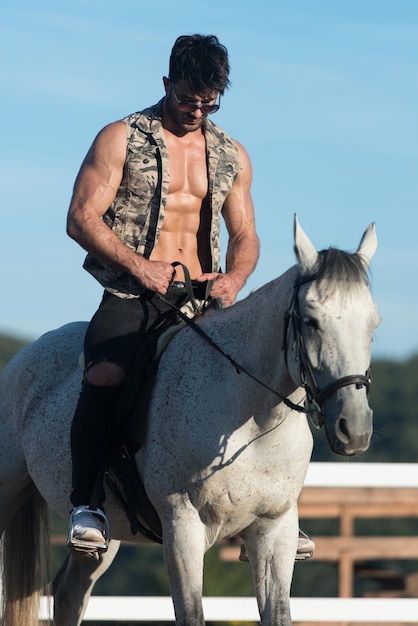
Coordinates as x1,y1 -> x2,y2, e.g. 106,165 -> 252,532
171,84 -> 220,115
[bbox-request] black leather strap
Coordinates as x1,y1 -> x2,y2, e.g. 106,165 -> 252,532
171,261 -> 214,313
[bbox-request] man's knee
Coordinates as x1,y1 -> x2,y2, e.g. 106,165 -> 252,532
86,361 -> 125,386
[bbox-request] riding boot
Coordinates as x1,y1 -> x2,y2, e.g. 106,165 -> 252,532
70,381 -> 123,508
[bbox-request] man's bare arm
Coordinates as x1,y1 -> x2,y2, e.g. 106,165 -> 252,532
66,122 -> 174,294
198,141 -> 259,305
223,142 -> 259,287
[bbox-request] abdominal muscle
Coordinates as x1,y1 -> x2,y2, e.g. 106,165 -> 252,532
149,131 -> 211,281
149,191 -> 212,281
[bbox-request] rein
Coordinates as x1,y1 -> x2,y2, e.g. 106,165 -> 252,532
162,264 -> 309,415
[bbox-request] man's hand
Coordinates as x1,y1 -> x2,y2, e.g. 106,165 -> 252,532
136,261 -> 176,295
196,272 -> 241,307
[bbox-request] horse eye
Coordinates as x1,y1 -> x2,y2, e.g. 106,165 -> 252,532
304,317 -> 319,331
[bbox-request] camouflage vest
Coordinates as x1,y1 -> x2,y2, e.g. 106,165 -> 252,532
83,99 -> 241,298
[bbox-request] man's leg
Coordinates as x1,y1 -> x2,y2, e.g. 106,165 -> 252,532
67,286 -> 201,554
70,378 -> 123,508
67,292 -> 146,554
68,364 -> 125,553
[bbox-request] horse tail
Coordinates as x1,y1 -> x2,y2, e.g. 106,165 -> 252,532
1,488 -> 51,626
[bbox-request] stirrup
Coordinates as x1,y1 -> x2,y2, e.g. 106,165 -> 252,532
239,529 -> 315,563
295,529 -> 315,562
67,505 -> 110,559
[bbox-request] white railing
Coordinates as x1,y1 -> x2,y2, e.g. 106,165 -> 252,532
40,596 -> 418,622
304,462 -> 418,488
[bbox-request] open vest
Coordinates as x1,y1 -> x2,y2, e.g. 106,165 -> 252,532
83,99 -> 241,298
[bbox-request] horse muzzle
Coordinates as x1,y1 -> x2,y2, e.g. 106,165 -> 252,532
307,370 -> 373,456
324,408 -> 373,456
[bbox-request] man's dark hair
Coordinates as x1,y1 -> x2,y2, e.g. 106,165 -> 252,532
169,34 -> 230,95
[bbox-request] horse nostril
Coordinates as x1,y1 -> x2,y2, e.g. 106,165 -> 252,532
337,418 -> 350,444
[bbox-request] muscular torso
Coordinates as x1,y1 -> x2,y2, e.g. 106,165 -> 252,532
149,128 -> 210,280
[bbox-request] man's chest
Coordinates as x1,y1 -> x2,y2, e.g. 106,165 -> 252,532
165,133 -> 209,199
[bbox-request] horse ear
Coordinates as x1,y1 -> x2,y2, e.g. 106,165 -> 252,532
356,222 -> 377,268
294,214 -> 318,272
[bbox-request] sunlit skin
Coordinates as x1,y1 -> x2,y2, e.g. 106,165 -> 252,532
66,78 -> 259,384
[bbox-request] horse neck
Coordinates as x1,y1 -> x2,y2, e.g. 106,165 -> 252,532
210,266 -> 298,392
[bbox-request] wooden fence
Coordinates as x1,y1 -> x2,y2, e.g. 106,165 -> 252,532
221,463 -> 418,599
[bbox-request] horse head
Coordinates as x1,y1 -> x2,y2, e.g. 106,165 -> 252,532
286,215 -> 381,456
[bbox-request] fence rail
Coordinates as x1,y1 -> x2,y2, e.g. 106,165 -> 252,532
301,462 -> 418,598
40,596 -> 418,622
303,462 -> 418,488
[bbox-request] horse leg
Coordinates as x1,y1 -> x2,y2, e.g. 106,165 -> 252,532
162,512 -> 206,626
243,508 -> 299,626
52,538 -> 120,626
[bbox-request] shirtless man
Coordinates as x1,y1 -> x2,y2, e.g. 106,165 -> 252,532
66,34 -> 259,553
66,34 -> 314,561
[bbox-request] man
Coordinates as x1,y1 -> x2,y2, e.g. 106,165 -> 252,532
66,34 -> 313,561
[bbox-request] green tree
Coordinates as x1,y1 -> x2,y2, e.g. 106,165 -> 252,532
0,332 -> 29,370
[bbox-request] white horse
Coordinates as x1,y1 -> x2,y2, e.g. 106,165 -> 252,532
0,217 -> 380,626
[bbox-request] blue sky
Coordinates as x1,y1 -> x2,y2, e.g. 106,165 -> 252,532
1,1 -> 417,360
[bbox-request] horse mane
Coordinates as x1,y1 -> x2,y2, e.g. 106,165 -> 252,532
313,247 -> 369,294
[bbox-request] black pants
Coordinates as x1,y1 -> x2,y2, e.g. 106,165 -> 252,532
70,283 -> 211,508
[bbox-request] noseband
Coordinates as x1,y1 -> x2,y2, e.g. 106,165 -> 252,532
284,274 -> 372,428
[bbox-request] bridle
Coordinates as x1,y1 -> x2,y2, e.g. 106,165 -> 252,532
162,265 -> 372,427
284,274 -> 372,428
